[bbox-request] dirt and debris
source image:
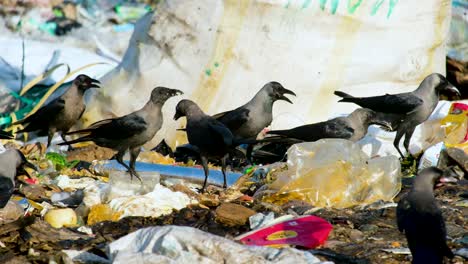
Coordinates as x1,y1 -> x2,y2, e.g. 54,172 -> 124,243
215,203 -> 256,227
0,143 -> 466,264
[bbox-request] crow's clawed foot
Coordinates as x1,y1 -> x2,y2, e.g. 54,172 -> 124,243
196,187 -> 206,193
128,169 -> 142,182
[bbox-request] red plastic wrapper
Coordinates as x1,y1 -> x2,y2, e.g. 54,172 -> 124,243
237,215 -> 332,249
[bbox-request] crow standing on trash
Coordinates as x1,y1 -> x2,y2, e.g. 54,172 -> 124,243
13,74 -> 101,148
334,73 -> 460,158
0,149 -> 37,208
396,167 -> 455,264
266,108 -> 391,142
212,81 -> 296,160
174,99 -> 254,191
60,87 -> 183,181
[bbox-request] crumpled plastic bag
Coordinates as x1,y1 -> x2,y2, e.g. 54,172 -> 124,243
109,184 -> 196,219
83,181 -> 111,208
62,250 -> 110,264
55,175 -> 96,190
107,225 -> 332,264
264,139 -> 401,208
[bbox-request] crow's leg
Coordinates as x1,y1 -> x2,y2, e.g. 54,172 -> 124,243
200,155 -> 209,192
221,154 -> 228,189
115,150 -> 140,182
129,147 -> 142,182
60,133 -> 74,151
393,129 -> 406,159
46,131 -> 54,148
403,126 -> 416,157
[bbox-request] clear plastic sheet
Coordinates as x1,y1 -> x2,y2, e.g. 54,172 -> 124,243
264,139 -> 401,208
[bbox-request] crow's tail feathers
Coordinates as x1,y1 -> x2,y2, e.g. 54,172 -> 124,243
57,137 -> 92,146
334,91 -> 356,102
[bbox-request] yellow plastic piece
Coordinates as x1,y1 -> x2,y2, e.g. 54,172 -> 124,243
87,204 -> 122,225
137,151 -> 176,165
44,208 -> 78,228
440,103 -> 468,153
19,63 -> 70,96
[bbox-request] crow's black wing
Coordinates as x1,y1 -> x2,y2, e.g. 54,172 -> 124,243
213,107 -> 250,132
207,119 -> 234,146
345,93 -> 423,115
15,98 -> 65,132
268,118 -> 354,141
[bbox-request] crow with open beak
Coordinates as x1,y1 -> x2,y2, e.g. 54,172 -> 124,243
334,73 -> 461,158
206,81 -> 295,162
60,87 -> 183,181
13,74 -> 101,148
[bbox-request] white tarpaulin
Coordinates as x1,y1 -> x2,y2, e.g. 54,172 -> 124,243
107,225 -> 331,264
82,0 -> 452,152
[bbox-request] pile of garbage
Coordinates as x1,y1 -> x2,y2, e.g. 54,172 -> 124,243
0,130 -> 467,263
0,0 -> 151,61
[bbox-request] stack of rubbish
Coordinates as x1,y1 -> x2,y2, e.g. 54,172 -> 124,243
0,139 -> 341,262
1,0 -> 154,37
0,125 -> 466,263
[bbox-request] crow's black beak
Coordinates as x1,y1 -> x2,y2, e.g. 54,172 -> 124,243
435,175 -> 459,188
173,111 -> 183,121
277,94 -> 293,104
281,88 -> 296,97
90,78 -> 101,88
23,161 -> 37,171
171,89 -> 184,96
276,88 -> 296,104
445,82 -> 460,97
439,176 -> 459,183
17,160 -> 37,178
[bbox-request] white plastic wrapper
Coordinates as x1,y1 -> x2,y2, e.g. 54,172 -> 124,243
109,184 -> 196,219
107,225 -> 332,264
417,142 -> 446,172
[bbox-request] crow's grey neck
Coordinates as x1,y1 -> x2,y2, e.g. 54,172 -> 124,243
413,78 -> 439,98
62,85 -> 84,100
0,152 -> 19,180
141,99 -> 163,114
412,178 -> 435,196
248,90 -> 273,113
185,106 -> 205,120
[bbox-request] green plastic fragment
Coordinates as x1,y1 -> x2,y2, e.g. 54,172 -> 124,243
244,166 -> 255,174
46,152 -> 68,170
52,8 -> 64,18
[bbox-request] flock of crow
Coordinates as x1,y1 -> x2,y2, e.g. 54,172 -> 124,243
0,72 -> 463,263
